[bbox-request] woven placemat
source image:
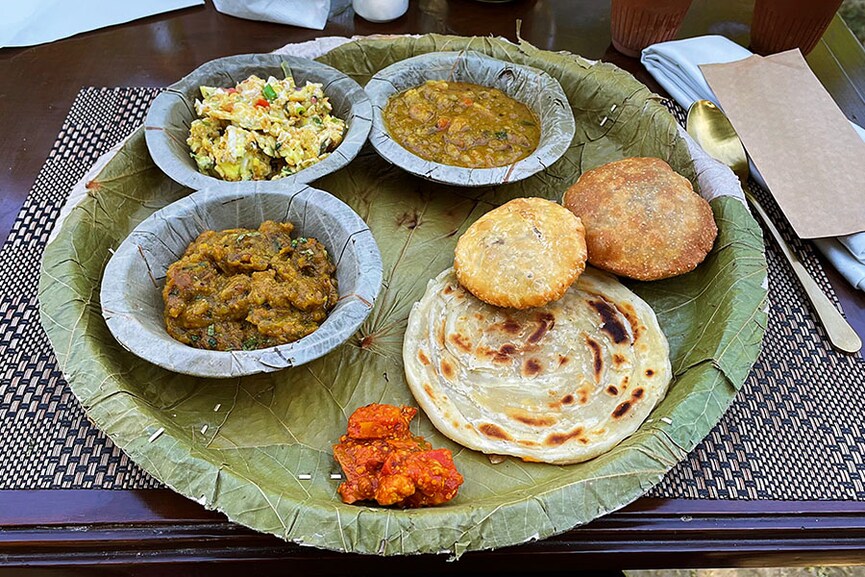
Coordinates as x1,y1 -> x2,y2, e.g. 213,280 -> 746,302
1,87 -> 864,500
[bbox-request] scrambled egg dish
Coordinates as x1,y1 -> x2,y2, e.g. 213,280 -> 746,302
187,73 -> 346,181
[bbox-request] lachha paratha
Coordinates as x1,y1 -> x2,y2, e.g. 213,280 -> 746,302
403,267 -> 671,464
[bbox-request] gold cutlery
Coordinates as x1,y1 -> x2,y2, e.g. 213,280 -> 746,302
686,99 -> 862,354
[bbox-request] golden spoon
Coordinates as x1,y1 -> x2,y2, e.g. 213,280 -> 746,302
686,99 -> 862,354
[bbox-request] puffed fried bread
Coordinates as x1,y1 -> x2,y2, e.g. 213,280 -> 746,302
563,157 -> 717,281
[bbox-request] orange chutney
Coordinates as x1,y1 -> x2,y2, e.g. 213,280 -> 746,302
383,80 -> 540,168
333,404 -> 464,507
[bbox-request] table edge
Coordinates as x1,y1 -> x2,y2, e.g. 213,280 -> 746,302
1,490 -> 864,569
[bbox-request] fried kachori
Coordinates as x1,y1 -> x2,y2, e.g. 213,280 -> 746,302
562,157 -> 717,281
454,197 -> 587,309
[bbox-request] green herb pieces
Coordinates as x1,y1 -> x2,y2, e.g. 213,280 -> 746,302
262,84 -> 278,102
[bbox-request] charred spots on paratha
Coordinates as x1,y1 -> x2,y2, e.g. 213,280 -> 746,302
508,410 -> 556,427
558,354 -> 569,366
561,394 -> 575,405
645,369 -> 655,377
613,301 -> 642,340
436,320 -> 446,347
522,357 -> 542,377
588,298 -> 630,344
479,423 -> 512,440
485,342 -> 517,364
577,384 -> 593,405
441,358 -> 455,380
544,427 -> 584,447
527,312 -> 555,344
612,401 -> 632,419
500,318 -> 521,335
606,385 -> 619,396
612,353 -> 626,367
449,332 -> 473,353
418,349 -> 431,366
423,383 -> 436,398
585,337 -> 603,382
632,387 -> 644,399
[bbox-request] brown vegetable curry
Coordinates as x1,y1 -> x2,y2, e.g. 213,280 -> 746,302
162,220 -> 338,351
383,80 -> 540,168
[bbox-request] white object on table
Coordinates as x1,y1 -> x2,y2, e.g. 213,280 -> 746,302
212,0 -> 331,30
642,35 -> 865,291
353,0 -> 409,23
0,0 -> 203,48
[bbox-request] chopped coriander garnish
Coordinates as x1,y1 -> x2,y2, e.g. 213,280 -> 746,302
494,130 -> 508,140
242,337 -> 259,351
207,324 -> 215,336
208,337 -> 218,348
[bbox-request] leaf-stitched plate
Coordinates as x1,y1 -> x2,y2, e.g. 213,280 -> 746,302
40,34 -> 767,557
145,53 -> 372,192
99,184 -> 382,378
365,50 -> 575,186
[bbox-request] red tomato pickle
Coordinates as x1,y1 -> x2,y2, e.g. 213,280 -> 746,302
333,404 -> 464,507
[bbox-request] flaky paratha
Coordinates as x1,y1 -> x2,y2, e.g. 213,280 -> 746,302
403,267 -> 671,464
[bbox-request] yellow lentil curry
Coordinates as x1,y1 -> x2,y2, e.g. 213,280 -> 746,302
162,221 -> 338,351
383,80 -> 541,168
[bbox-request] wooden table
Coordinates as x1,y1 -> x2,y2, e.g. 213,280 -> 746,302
2,1 -> 865,572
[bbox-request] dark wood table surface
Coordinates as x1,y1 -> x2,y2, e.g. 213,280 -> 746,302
3,0 -> 865,573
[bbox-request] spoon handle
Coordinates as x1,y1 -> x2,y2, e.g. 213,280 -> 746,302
745,190 -> 862,354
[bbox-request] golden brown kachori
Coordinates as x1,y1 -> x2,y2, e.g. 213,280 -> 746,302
562,157 -> 717,281
454,197 -> 587,309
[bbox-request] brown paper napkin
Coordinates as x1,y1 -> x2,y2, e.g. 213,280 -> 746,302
700,50 -> 865,239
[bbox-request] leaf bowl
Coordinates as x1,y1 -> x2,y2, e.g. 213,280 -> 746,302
364,50 -> 576,186
145,53 -> 372,191
99,184 -> 382,378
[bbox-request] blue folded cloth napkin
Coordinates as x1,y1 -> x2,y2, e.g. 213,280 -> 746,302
642,35 -> 865,291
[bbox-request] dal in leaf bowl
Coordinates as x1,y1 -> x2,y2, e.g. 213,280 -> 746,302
39,35 -> 766,556
365,50 -> 576,186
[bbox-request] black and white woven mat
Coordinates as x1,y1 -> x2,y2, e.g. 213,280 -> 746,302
2,87 -> 864,499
